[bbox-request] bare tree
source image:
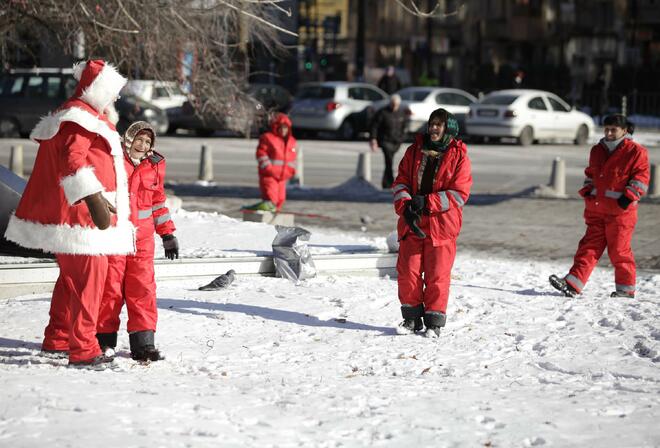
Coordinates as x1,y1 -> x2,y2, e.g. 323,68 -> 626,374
0,0 -> 295,133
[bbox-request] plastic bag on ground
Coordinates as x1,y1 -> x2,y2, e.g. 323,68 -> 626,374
272,225 -> 317,282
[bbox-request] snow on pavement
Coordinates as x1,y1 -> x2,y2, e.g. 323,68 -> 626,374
0,209 -> 658,447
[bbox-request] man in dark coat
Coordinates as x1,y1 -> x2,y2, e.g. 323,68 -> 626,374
369,94 -> 408,189
377,65 -> 402,95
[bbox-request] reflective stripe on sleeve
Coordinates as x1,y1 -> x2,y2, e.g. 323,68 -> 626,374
590,188 -> 597,196
392,184 -> 407,194
154,213 -> 172,225
626,185 -> 641,199
259,161 -> 271,169
447,190 -> 465,208
138,209 -> 152,219
605,190 -> 622,199
565,274 -> 584,291
287,162 -> 296,168
393,191 -> 412,202
615,283 -> 635,292
271,160 -> 285,166
629,179 -> 648,193
152,203 -> 166,212
437,191 -> 449,211
257,156 -> 269,162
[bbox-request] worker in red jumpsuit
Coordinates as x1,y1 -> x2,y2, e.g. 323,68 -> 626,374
5,59 -> 135,367
550,114 -> 650,298
392,108 -> 472,337
249,113 -> 297,212
97,121 -> 177,362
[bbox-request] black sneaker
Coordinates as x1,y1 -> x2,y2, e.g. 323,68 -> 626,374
610,291 -> 635,298
131,345 -> 165,362
549,275 -> 579,297
396,318 -> 424,335
68,354 -> 115,368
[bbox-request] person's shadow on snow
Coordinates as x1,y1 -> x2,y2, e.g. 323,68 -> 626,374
0,337 -> 63,367
158,298 -> 395,335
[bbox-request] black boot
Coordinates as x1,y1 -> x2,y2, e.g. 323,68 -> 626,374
397,304 -> 424,334
549,275 -> 579,297
129,330 -> 164,362
423,311 -> 446,338
96,332 -> 117,355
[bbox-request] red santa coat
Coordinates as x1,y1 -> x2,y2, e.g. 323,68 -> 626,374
256,113 -> 297,209
98,151 -> 175,334
5,98 -> 135,255
392,134 -> 472,313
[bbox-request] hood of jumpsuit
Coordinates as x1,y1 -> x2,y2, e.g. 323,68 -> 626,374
123,121 -> 156,160
72,59 -> 127,113
270,113 -> 292,138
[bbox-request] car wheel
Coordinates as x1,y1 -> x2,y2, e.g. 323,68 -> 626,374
518,126 -> 534,146
0,118 -> 20,138
574,124 -> 589,145
337,120 -> 355,140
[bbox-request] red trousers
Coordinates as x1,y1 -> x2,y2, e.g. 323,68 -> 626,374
397,224 -> 457,313
42,254 -> 108,362
259,176 -> 287,211
566,210 -> 637,294
97,236 -> 157,334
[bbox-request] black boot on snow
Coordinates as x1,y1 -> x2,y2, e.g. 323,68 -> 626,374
423,311 -> 446,338
549,275 -> 578,298
129,331 -> 164,362
610,290 -> 635,299
397,304 -> 424,335
96,332 -> 117,357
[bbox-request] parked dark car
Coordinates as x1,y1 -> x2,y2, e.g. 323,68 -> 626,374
167,83 -> 292,137
0,67 -> 168,138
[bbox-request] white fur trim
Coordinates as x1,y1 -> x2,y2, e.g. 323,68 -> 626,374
60,166 -> 104,205
72,61 -> 86,81
22,106 -> 135,255
105,103 -> 119,125
5,214 -> 135,256
80,63 -> 127,113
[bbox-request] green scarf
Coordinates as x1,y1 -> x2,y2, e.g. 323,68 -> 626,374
423,115 -> 459,155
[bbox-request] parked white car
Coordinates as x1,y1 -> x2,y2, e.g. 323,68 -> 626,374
289,82 -> 389,139
466,89 -> 595,146
122,80 -> 187,111
396,87 -> 477,135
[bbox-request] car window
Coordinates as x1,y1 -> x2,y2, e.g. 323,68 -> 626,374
25,76 -> 44,98
398,90 -> 431,101
363,87 -> 385,101
0,75 -> 24,97
436,92 -> 454,105
451,93 -> 474,106
528,96 -> 547,110
63,76 -> 77,98
297,86 -> 335,99
481,95 -> 518,105
46,76 -> 61,99
547,96 -> 570,112
348,87 -> 365,100
154,86 -> 170,98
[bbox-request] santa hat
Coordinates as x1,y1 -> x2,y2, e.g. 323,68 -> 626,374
72,59 -> 127,113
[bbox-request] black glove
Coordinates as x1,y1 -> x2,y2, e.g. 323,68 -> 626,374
162,234 -> 179,260
403,203 -> 426,239
617,195 -> 633,210
410,195 -> 426,213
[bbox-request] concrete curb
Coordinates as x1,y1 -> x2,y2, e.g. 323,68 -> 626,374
0,252 -> 397,300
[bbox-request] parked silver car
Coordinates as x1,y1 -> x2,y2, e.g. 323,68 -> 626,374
289,82 -> 389,139
396,87 -> 477,135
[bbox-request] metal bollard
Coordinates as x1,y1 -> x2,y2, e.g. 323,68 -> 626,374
621,95 -> 627,117
9,145 -> 24,178
356,152 -> 371,182
549,157 -> 566,197
296,145 -> 304,186
649,164 -> 659,198
198,144 -> 213,181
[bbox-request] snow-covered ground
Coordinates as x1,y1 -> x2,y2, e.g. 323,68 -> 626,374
0,210 -> 659,447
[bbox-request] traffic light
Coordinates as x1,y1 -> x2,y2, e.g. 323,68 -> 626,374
304,60 -> 313,71
320,56 -> 328,67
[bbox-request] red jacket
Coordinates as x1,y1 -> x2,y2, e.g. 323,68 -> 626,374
256,113 -> 297,181
5,99 -> 135,255
126,151 -> 175,242
392,135 -> 472,244
578,138 -> 650,215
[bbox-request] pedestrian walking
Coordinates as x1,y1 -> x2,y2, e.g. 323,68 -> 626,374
369,94 -> 408,189
377,65 -> 402,95
392,109 -> 472,337
550,114 -> 650,298
4,59 -> 134,367
244,113 -> 297,212
97,121 -> 177,362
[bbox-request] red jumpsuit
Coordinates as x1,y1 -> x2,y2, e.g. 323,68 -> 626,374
97,151 -> 175,335
4,61 -> 135,363
565,138 -> 650,295
392,135 -> 472,313
256,113 -> 297,211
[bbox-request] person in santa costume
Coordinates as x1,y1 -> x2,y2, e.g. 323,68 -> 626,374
96,121 -> 177,362
549,114 -> 650,298
392,108 -> 472,337
244,113 -> 297,212
5,59 -> 135,367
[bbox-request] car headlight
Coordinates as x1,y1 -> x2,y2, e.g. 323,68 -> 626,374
143,109 -> 156,118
